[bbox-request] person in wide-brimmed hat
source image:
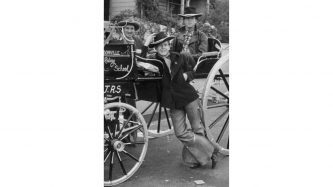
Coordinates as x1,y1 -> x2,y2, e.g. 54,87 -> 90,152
105,18 -> 155,55
117,20 -> 140,31
147,32 -> 175,48
141,32 -> 228,169
178,6 -> 202,18
172,7 -> 208,60
113,19 -> 144,50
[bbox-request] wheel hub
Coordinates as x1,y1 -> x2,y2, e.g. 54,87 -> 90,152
111,140 -> 125,152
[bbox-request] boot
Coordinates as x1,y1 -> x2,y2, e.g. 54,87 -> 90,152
182,134 -> 215,167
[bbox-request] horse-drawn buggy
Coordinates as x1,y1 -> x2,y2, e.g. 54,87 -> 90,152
104,26 -> 229,186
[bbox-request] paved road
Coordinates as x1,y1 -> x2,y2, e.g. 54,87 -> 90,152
116,134 -> 229,187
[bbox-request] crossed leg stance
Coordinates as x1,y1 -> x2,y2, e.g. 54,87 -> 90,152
170,99 -> 228,168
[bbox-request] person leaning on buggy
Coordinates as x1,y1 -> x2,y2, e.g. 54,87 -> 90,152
141,32 -> 228,169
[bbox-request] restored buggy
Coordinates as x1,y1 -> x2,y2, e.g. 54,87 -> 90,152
104,26 -> 229,186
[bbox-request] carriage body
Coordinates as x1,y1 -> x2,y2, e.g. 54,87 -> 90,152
104,43 -> 166,186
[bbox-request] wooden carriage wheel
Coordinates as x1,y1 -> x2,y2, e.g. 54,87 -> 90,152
140,101 -> 174,138
104,102 -> 148,186
201,53 -> 229,150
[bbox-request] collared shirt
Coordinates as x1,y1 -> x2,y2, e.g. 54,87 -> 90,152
172,25 -> 208,58
163,56 -> 171,74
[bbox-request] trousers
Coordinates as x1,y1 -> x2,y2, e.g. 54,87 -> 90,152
170,99 -> 214,166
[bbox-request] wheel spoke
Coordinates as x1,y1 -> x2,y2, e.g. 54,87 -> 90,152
209,109 -> 229,129
138,127 -> 144,133
217,116 -> 229,144
104,150 -> 111,162
210,86 -> 229,100
116,112 -> 135,139
207,103 -> 228,109
141,102 -> 154,115
115,109 -> 120,133
157,103 -> 162,133
108,150 -> 114,181
123,149 -> 139,162
107,126 -> 113,139
119,124 -> 140,134
218,69 -> 229,90
147,103 -> 158,129
120,125 -> 142,141
116,151 -> 127,175
164,107 -> 172,130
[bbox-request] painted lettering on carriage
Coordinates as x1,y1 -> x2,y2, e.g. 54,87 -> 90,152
104,57 -> 116,64
104,49 -> 131,56
104,109 -> 116,121
104,85 -> 122,94
104,57 -> 130,72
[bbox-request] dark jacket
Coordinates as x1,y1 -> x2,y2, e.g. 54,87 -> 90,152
131,36 -> 144,51
172,26 -> 208,59
141,47 -> 198,109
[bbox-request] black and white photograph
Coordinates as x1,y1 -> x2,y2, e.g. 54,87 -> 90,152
104,0 -> 229,186
2,0 -> 333,187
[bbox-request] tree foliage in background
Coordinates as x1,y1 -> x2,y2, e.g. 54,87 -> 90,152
109,9 -> 161,41
108,0 -> 229,43
207,0 -> 229,42
110,9 -> 139,23
139,0 -> 177,28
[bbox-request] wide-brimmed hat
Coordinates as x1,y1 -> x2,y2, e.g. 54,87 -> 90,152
149,32 -> 175,48
117,20 -> 140,31
178,7 -> 202,18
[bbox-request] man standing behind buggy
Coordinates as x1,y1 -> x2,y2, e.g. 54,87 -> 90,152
172,7 -> 208,61
141,32 -> 228,169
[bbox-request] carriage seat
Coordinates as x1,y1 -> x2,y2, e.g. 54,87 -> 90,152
208,37 -> 222,53
193,38 -> 223,78
198,37 -> 223,60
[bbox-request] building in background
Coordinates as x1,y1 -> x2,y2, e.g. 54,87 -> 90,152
104,0 -> 210,21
